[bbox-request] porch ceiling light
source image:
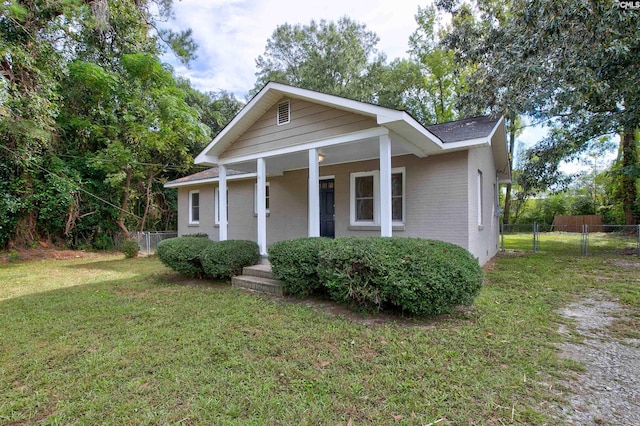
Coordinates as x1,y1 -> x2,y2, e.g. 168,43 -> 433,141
318,154 -> 325,163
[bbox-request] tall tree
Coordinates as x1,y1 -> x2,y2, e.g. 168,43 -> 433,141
252,17 -> 386,102
407,5 -> 468,124
0,0 -> 205,247
434,0 -> 531,224
440,0 -> 640,225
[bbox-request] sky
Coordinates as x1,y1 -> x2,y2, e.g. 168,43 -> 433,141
164,0 -> 423,98
162,0 -> 617,174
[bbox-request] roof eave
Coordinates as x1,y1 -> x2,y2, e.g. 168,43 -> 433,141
164,172 -> 257,189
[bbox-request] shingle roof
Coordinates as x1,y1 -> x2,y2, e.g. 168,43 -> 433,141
165,167 -> 246,186
425,116 -> 501,144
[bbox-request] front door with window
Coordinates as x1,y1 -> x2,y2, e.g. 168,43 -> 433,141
319,179 -> 335,238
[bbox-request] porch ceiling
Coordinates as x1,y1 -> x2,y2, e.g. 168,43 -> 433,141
227,135 -> 414,175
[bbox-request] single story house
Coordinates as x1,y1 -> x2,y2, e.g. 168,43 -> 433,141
165,82 -> 510,265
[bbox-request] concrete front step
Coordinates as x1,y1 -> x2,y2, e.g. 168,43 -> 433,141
231,275 -> 284,296
242,264 -> 274,280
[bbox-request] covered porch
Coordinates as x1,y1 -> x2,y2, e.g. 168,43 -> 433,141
210,128 -> 417,256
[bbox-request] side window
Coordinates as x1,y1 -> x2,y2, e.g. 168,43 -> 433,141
478,170 -> 483,226
215,187 -> 228,225
189,190 -> 200,225
254,182 -> 270,214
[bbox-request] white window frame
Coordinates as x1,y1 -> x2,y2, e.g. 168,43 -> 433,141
478,170 -> 483,226
188,190 -> 200,225
214,187 -> 229,225
254,182 -> 270,214
349,167 -> 405,226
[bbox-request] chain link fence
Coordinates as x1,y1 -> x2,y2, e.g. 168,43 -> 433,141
115,231 -> 177,255
501,223 -> 640,255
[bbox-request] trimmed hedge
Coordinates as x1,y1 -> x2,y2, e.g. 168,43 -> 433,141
201,240 -> 260,279
157,236 -> 260,279
156,236 -> 216,278
268,237 -> 331,296
319,237 -> 483,316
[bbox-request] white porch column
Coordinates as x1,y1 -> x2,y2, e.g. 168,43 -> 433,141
256,157 -> 267,256
218,164 -> 228,241
308,149 -> 320,237
379,133 -> 392,237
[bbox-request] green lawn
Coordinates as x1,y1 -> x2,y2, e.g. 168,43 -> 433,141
1,250 -> 638,425
502,231 -> 639,255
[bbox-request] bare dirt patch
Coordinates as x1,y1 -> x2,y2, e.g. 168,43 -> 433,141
0,247 -> 117,263
555,293 -> 640,425
606,258 -> 640,269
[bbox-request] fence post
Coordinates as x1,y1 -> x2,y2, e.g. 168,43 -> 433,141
501,221 -> 504,251
581,224 -> 588,256
637,225 -> 640,256
533,222 -> 537,253
146,232 -> 150,255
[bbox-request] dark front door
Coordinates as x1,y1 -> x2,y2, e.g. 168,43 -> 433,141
319,179 -> 335,238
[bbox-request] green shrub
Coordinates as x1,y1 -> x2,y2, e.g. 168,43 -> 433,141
120,239 -> 140,258
156,236 -> 215,278
93,233 -> 114,251
319,237 -> 483,316
268,237 -> 331,296
201,240 -> 260,279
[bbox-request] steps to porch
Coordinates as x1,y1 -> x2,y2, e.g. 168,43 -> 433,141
231,262 -> 284,296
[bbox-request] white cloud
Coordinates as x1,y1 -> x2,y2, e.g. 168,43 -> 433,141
163,0 -> 423,97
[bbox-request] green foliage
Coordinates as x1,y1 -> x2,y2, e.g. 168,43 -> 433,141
319,237 -> 483,316
253,17 -> 386,101
201,240 -> 260,279
93,233 -> 114,251
119,239 -> 139,258
600,205 -> 626,226
406,5 -> 467,124
0,0 -> 226,249
439,0 -> 640,223
515,194 -> 567,226
268,238 -> 331,296
156,236 -> 215,278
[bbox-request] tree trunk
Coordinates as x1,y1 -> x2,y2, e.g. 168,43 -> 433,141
502,114 -> 517,225
620,129 -> 639,226
9,174 -> 37,247
139,172 -> 154,233
503,183 -> 512,225
116,167 -> 132,236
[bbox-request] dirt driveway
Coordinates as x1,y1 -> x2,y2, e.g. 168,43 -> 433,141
556,293 -> 640,425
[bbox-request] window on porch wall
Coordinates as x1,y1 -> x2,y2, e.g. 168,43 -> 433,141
253,182 -> 270,214
189,190 -> 200,224
214,187 -> 228,225
350,168 -> 405,226
478,170 -> 483,226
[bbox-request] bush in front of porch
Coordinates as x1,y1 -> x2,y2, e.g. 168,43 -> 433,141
269,237 -> 483,316
268,237 -> 332,296
157,236 -> 259,279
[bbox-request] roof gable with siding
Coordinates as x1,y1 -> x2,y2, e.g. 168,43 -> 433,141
219,97 -> 378,160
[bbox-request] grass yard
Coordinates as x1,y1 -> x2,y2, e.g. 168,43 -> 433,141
1,248 -> 639,425
502,231 -> 640,255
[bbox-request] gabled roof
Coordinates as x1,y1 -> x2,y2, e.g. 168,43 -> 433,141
195,82 -> 446,165
426,116 -> 502,144
185,82 -> 509,182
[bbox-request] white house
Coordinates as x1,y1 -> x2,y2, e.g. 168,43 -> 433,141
165,82 -> 510,265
